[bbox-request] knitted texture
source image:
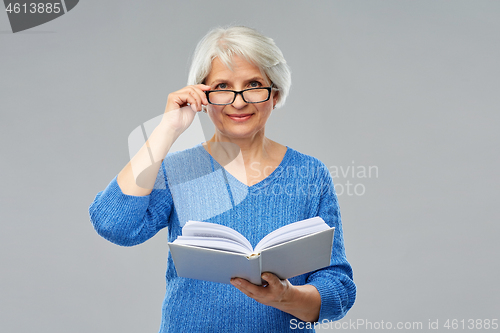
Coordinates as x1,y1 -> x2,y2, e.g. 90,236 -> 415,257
89,144 -> 356,332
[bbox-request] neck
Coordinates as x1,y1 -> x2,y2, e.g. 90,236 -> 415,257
207,129 -> 273,164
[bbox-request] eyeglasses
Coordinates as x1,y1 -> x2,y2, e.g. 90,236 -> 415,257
205,87 -> 275,105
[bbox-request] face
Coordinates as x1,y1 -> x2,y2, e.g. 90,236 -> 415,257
204,56 -> 278,141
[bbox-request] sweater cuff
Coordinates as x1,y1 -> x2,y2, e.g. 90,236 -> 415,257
89,176 -> 151,235
307,279 -> 345,322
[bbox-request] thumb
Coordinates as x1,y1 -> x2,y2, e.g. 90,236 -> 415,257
261,272 -> 280,286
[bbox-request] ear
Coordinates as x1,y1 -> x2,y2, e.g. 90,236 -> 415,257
272,90 -> 279,109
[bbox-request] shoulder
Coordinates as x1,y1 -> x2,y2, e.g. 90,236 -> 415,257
164,143 -> 208,164
284,146 -> 329,172
285,146 -> 324,166
162,144 -> 213,181
281,146 -> 331,181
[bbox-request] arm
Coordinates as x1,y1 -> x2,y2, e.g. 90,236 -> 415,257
304,164 -> 356,322
117,84 -> 211,196
89,84 -> 211,245
89,173 -> 172,246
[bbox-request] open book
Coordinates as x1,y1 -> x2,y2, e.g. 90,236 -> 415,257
168,216 -> 335,285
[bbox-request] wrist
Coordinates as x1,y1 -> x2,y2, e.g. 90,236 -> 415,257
281,284 -> 321,323
156,120 -> 183,139
141,123 -> 179,162
271,283 -> 300,314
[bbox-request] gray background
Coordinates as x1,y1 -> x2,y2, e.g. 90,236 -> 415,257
1,1 -> 499,332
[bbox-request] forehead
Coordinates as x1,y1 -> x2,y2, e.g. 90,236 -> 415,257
205,56 -> 266,83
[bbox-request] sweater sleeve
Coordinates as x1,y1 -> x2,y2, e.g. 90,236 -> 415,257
88,164 -> 173,247
305,164 -> 356,322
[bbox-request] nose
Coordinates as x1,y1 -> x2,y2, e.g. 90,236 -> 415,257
231,91 -> 247,109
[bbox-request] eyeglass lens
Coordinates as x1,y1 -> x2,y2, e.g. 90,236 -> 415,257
208,88 -> 270,105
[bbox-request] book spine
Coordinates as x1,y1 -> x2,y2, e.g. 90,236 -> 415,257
245,254 -> 263,285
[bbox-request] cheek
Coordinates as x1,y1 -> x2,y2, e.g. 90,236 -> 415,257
258,104 -> 273,117
207,106 -> 223,122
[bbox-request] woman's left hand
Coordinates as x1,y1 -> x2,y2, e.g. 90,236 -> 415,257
230,272 -> 292,308
230,273 -> 321,322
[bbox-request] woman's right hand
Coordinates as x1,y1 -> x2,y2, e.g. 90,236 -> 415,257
161,84 -> 211,137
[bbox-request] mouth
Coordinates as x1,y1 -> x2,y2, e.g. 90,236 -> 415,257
226,113 -> 254,122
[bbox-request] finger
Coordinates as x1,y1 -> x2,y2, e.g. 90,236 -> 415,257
196,83 -> 212,91
166,91 -> 194,112
230,278 -> 261,297
191,85 -> 210,106
189,90 -> 205,110
186,89 -> 202,111
171,85 -> 210,110
230,278 -> 251,296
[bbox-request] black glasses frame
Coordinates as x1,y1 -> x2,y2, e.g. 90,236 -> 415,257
205,87 -> 273,105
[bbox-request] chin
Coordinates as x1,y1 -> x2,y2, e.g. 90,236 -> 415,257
218,126 -> 263,140
223,131 -> 257,140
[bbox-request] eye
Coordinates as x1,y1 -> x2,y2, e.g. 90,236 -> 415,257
215,83 -> 227,89
248,81 -> 262,88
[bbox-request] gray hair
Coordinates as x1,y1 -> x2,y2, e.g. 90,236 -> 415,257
187,26 -> 291,108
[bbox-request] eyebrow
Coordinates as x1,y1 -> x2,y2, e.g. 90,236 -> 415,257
245,76 -> 267,83
207,76 -> 269,86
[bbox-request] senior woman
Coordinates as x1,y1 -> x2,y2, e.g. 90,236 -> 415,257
89,26 -> 355,332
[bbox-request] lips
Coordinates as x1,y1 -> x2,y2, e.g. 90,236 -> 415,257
227,113 -> 253,122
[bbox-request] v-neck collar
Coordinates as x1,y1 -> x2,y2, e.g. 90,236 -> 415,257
197,143 -> 291,189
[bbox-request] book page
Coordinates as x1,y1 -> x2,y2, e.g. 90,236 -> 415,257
178,221 -> 253,252
173,236 -> 251,254
254,217 -> 329,253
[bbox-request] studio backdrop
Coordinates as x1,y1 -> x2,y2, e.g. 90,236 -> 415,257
1,1 -> 499,332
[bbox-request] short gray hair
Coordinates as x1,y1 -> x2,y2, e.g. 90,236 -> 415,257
187,26 -> 291,108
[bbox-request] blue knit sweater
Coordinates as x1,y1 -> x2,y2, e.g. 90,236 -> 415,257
89,144 -> 356,332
